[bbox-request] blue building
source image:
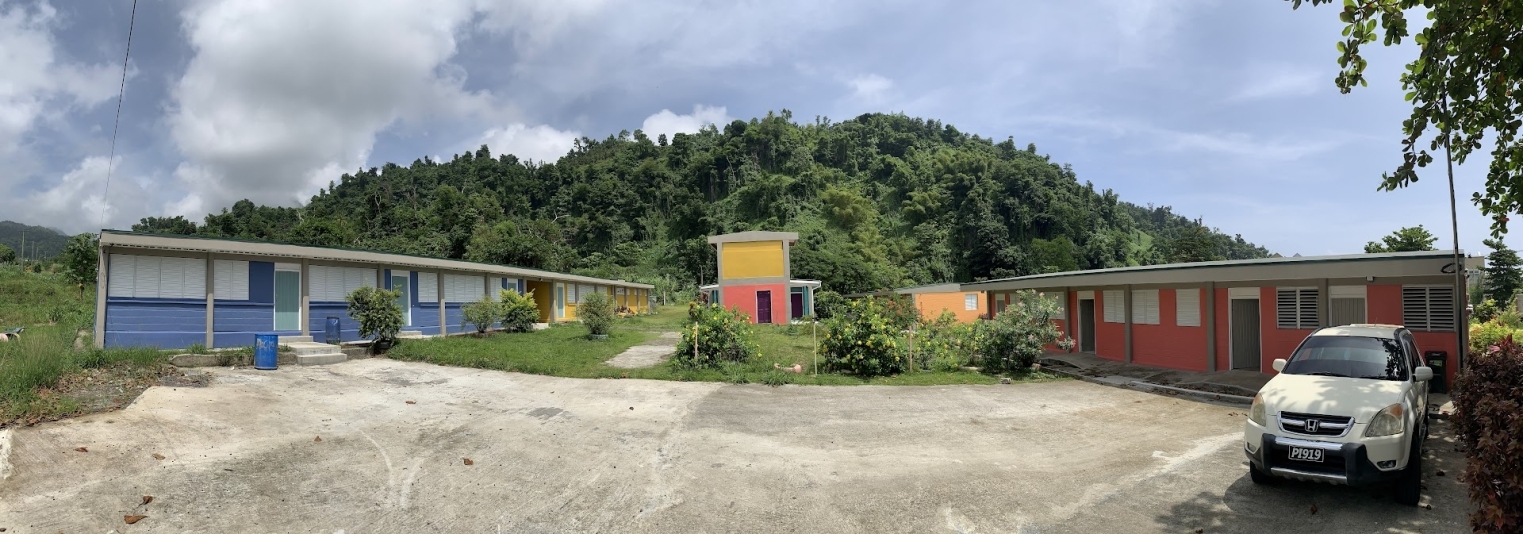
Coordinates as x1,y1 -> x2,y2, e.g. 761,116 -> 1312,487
93,230 -> 653,349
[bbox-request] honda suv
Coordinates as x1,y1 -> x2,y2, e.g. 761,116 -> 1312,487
1242,324 -> 1433,505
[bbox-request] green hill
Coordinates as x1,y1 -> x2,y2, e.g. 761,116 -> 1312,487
129,111 -> 1271,294
0,221 -> 69,261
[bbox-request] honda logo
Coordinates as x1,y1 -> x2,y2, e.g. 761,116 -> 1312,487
1304,419 -> 1321,433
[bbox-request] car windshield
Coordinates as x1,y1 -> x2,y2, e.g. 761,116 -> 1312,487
1282,335 -> 1408,381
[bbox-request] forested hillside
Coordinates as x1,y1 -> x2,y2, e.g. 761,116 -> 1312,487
0,221 -> 68,261
131,112 -> 1270,295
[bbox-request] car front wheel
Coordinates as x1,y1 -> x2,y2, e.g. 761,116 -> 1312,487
1249,463 -> 1275,485
1395,436 -> 1423,506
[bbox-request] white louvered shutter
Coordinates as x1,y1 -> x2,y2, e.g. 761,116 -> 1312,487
214,260 -> 250,301
108,254 -> 136,297
182,258 -> 207,299
1175,289 -> 1200,327
418,272 -> 438,302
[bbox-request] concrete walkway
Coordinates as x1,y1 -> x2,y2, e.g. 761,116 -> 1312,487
605,332 -> 680,369
1040,352 -> 1270,396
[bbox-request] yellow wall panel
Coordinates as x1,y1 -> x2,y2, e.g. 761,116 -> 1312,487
720,241 -> 785,280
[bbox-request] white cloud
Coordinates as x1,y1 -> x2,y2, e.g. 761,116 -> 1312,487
0,1 -> 119,157
639,105 -> 731,140
165,0 -> 512,215
1230,64 -> 1323,102
477,123 -> 580,164
847,74 -> 893,106
0,156 -> 148,232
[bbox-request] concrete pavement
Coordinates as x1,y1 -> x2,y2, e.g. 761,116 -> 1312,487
0,359 -> 1467,533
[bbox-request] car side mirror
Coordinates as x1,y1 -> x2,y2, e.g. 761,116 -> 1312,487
1272,359 -> 1287,372
1414,366 -> 1434,382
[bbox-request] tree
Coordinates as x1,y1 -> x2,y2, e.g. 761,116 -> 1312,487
1289,1 -> 1523,238
0,244 -> 13,264
579,291 -> 615,338
1484,238 -> 1523,306
1364,225 -> 1439,253
132,216 -> 199,235
1163,225 -> 1225,263
346,286 -> 404,350
60,233 -> 97,297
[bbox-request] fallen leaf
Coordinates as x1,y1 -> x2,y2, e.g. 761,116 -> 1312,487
152,453 -> 165,460
314,436 -> 323,442
405,400 -> 416,405
124,515 -> 146,524
74,447 -> 88,453
629,407 -> 634,411
463,458 -> 474,466
1436,469 -> 1446,476
1424,504 -> 1433,510
142,495 -> 154,505
1310,504 -> 1318,515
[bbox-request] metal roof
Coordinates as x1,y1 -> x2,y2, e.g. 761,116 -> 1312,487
706,231 -> 799,245
98,229 -> 654,289
844,282 -> 970,298
961,249 -> 1466,291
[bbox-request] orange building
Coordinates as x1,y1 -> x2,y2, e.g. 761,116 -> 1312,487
847,283 -> 988,323
702,231 -> 821,324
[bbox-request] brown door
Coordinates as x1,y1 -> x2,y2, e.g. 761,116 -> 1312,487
756,291 -> 772,324
1079,299 -> 1096,352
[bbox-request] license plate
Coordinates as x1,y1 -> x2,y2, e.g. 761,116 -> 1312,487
1288,446 -> 1324,463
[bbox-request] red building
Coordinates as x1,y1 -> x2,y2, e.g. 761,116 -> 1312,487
963,251 -> 1471,385
702,231 -> 821,324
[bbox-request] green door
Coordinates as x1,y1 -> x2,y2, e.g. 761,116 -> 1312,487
275,270 -> 301,331
393,274 -> 411,326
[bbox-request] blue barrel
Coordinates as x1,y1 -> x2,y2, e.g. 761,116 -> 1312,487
325,316 -> 341,344
254,333 -> 278,370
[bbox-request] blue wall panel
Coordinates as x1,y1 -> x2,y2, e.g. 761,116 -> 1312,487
249,262 -> 274,303
308,303 -> 362,343
214,330 -> 301,348
213,301 -> 272,332
105,298 -> 205,349
444,303 -> 466,334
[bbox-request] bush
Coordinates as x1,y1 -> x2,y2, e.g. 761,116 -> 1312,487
1453,337 -> 1523,532
1470,319 -> 1523,354
1473,298 -> 1503,323
580,291 -> 614,337
977,290 -> 1072,374
880,293 -> 920,331
820,297 -> 908,377
461,300 -> 499,335
346,286 -> 404,343
499,289 -> 540,332
672,302 -> 759,369
813,290 -> 845,320
915,311 -> 976,372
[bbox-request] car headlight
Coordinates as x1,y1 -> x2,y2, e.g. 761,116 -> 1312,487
1365,403 -> 1406,437
1248,394 -> 1267,426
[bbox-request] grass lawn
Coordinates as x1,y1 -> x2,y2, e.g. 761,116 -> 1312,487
389,305 -> 1066,387
0,325 -> 171,426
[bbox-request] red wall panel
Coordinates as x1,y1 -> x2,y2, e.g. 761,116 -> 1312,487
1369,284 -> 1460,387
1095,291 -> 1125,361
1132,289 -> 1209,372
1259,286 -> 1316,375
721,283 -> 788,324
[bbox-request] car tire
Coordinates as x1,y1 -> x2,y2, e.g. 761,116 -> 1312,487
1395,438 -> 1423,506
1249,463 -> 1276,485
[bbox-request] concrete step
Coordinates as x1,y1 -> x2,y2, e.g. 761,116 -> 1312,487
285,341 -> 342,356
278,335 -> 313,344
396,330 -> 426,339
296,352 -> 347,366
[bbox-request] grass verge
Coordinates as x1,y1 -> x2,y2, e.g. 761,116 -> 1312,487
390,307 -> 1066,387
1,326 -> 171,426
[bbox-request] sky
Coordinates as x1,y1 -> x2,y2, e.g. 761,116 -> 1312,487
0,0 -> 1501,257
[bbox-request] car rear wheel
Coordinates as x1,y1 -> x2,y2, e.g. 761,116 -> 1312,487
1249,463 -> 1276,485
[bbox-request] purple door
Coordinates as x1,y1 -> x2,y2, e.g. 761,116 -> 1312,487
756,290 -> 772,324
790,292 -> 804,319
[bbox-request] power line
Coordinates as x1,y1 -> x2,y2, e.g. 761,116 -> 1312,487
99,0 -> 138,231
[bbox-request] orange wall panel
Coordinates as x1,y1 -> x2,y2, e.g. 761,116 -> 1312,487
721,283 -> 788,324
1095,291 -> 1126,361
1132,289 -> 1209,372
915,291 -> 985,323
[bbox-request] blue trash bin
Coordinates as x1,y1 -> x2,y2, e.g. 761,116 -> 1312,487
325,316 -> 341,344
254,333 -> 278,370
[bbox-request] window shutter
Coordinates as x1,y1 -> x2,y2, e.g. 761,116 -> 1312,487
1404,286 -> 1455,332
214,260 -> 250,301
1102,290 -> 1124,323
1428,287 -> 1456,331
1298,289 -> 1318,328
1130,290 -> 1159,325
183,258 -> 207,299
108,254 -> 136,297
134,256 -> 161,298
418,273 -> 438,302
1402,287 -> 1429,331
1276,288 -> 1318,329
1176,289 -> 1200,327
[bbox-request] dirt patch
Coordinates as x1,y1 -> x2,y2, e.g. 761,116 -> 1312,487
2,364 -> 190,428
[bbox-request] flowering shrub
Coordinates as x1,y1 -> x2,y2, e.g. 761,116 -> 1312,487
1453,337 -> 1523,532
821,297 -> 908,377
672,302 -> 759,369
976,290 -> 1072,374
914,311 -> 977,372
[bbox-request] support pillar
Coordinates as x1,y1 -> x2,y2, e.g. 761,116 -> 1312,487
94,246 -> 108,348
438,271 -> 447,336
205,253 -> 215,348
1317,278 -> 1330,328
300,259 -> 310,336
1123,285 -> 1134,364
1205,282 -> 1217,372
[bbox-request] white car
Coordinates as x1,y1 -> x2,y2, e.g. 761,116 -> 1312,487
1243,324 -> 1433,506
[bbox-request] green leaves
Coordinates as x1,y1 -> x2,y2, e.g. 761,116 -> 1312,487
673,303 -> 759,369
346,286 -> 403,342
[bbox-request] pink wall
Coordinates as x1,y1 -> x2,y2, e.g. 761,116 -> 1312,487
1132,289 -> 1209,372
1258,287 -> 1316,375
721,283 -> 788,324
